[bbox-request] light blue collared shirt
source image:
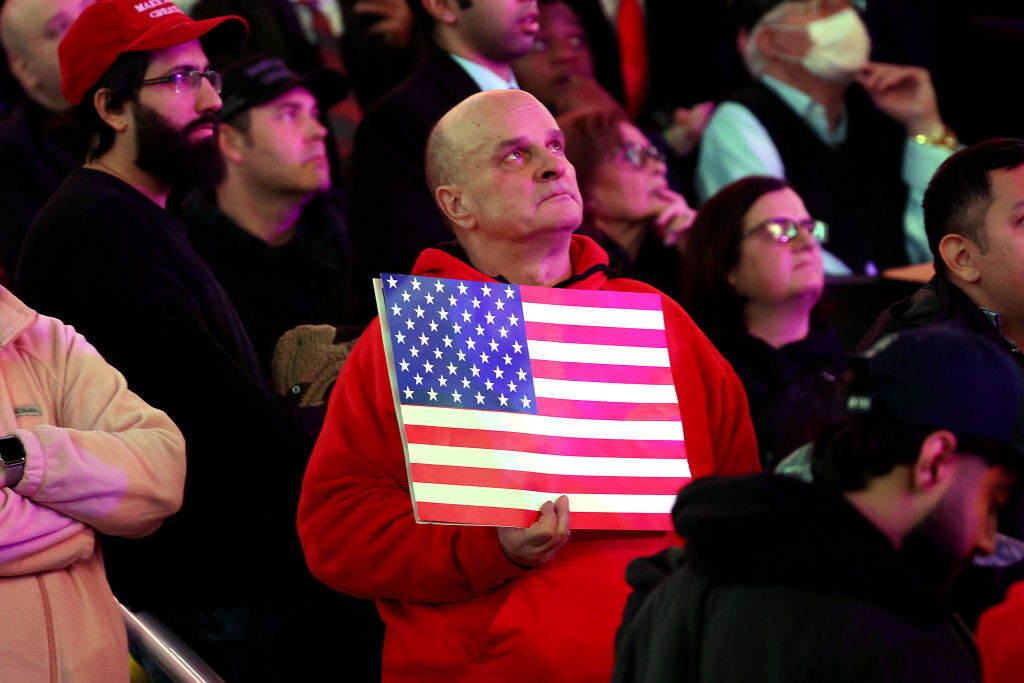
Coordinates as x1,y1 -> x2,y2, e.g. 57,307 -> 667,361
696,74 -> 951,275
449,54 -> 519,92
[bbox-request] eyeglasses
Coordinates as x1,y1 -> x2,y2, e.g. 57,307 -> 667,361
140,69 -> 222,95
743,217 -> 829,244
613,142 -> 666,169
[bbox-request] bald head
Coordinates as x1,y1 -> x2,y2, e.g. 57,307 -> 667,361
427,89 -> 551,195
426,89 -> 583,284
1,0 -> 93,110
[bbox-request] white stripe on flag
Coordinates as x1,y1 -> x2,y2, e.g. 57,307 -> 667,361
413,483 -> 677,513
522,302 -> 665,329
533,377 -> 678,404
408,444 -> 691,477
401,405 -> 684,440
527,340 -> 671,367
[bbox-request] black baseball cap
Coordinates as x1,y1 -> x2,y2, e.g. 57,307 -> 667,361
216,53 -> 348,123
848,325 -> 1024,465
849,324 -> 1024,567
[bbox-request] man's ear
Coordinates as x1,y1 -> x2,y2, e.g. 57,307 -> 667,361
754,24 -> 777,59
422,0 -> 457,24
757,21 -> 811,61
736,28 -> 749,58
436,184 -> 476,231
913,430 -> 957,494
93,88 -> 130,133
939,233 -> 981,284
218,123 -> 245,164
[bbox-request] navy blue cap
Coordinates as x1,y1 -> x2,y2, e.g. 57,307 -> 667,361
848,324 -> 1024,461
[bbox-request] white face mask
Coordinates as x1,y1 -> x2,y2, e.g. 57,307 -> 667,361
773,8 -> 871,84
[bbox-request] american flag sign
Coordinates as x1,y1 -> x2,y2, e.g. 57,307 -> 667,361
376,274 -> 689,530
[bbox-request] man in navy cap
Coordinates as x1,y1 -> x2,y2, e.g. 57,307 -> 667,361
615,324 -> 1024,682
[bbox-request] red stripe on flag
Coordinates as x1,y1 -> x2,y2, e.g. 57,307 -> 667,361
417,502 -> 538,527
404,425 -> 686,459
535,397 -> 681,421
525,321 -> 668,347
410,463 -> 687,495
530,359 -> 676,384
569,510 -> 672,530
415,502 -> 673,530
520,286 -> 663,310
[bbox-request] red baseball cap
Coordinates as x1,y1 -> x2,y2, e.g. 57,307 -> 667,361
59,0 -> 248,106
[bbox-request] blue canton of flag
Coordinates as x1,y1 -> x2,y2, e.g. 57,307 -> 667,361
381,274 -> 538,414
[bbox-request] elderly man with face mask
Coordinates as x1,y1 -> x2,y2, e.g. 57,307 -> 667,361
696,0 -> 956,277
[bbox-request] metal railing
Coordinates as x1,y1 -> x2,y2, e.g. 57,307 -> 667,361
119,603 -> 226,683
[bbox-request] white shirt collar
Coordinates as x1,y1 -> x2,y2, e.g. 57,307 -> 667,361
760,74 -> 848,148
449,53 -> 519,92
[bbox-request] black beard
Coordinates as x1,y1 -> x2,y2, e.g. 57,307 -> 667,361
134,103 -> 224,191
900,498 -> 964,591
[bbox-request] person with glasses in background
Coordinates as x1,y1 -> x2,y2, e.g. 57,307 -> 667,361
559,106 -> 695,300
679,176 -> 846,470
13,2 -> 356,680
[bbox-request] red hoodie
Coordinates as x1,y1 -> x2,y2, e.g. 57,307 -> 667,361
977,581 -> 1024,683
297,236 -> 759,681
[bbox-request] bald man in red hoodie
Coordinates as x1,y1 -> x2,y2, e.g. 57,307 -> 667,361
297,89 -> 759,681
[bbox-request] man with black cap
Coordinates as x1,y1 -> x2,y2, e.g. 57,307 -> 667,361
614,324 -> 1024,682
12,2 -> 363,680
179,53 -> 367,376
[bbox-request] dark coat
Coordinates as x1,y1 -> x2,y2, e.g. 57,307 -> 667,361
16,169 -> 312,609
614,474 -> 981,683
707,319 -> 846,470
179,189 -> 366,373
0,98 -> 77,281
859,274 -> 1024,368
346,49 -> 478,280
727,83 -> 909,272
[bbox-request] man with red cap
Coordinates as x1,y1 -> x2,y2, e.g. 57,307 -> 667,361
13,2 -> 374,680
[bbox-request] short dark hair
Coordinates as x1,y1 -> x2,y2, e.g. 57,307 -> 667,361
924,137 -> 1024,274
678,175 -> 790,330
811,416 -> 937,492
53,50 -> 150,162
404,0 -> 473,46
811,414 -> 1023,493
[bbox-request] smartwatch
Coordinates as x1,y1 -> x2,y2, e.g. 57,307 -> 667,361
0,435 -> 27,488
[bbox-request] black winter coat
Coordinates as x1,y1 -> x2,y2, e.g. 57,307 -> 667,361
614,474 -> 980,683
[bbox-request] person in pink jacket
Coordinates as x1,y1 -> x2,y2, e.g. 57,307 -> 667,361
297,89 -> 759,681
0,284 -> 185,682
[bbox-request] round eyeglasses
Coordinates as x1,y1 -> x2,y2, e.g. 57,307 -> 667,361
613,142 -> 666,169
140,69 -> 222,95
743,217 -> 829,244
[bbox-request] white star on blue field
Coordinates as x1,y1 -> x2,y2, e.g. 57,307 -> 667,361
382,274 -> 538,414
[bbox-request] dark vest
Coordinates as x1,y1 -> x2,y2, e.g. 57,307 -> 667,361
729,83 -> 908,272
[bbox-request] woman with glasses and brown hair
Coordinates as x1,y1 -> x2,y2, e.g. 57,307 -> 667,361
559,107 -> 695,299
680,175 -> 846,470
